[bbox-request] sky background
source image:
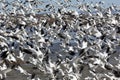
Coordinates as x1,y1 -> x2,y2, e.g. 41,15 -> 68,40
7,0 -> 120,7
0,0 -> 120,14
83,0 -> 120,6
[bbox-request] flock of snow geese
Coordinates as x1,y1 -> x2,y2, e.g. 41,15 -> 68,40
0,0 -> 120,80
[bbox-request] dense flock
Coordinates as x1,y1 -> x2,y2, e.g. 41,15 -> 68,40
0,0 -> 120,80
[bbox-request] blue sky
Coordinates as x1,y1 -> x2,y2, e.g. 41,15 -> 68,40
7,0 -> 120,6
1,0 -> 120,13
84,0 -> 120,6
